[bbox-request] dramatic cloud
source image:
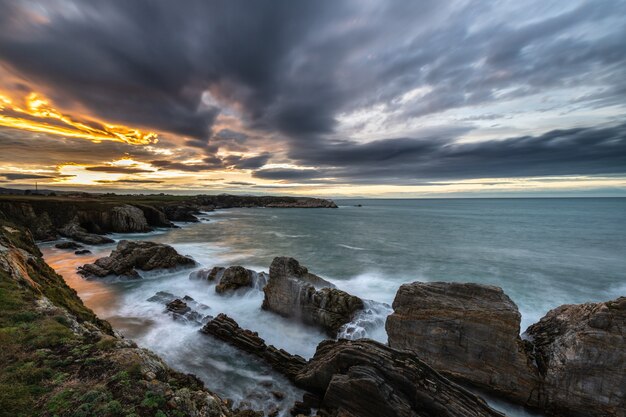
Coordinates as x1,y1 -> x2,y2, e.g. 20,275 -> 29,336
86,166 -> 154,174
0,0 -> 625,195
284,123 -> 626,182
0,172 -> 57,180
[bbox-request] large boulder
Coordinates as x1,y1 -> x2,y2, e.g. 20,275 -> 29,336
295,339 -> 504,417
110,204 -> 151,232
262,257 -> 363,336
78,240 -> 196,278
524,297 -> 626,417
386,282 -> 540,406
59,218 -> 115,245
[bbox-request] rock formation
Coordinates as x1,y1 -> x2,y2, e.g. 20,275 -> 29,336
0,194 -> 338,242
386,281 -> 626,417
295,339 -> 505,417
190,266 -> 225,281
59,218 -> 115,244
525,297 -> 626,417
386,282 -> 540,405
78,240 -> 196,278
262,257 -> 363,336
201,313 -> 307,381
0,221 -> 256,417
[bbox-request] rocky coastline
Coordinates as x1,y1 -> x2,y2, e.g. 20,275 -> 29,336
0,198 -> 623,417
0,193 -> 338,244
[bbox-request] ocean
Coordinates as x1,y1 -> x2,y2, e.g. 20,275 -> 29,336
40,198 -> 626,417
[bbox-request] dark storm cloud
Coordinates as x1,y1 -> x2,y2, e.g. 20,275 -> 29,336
0,172 -> 56,180
223,153 -> 271,170
252,168 -> 321,181
0,127 -> 162,166
86,166 -> 153,174
150,159 -> 223,172
1,0 -> 625,187
283,123 -> 626,183
2,0 -> 624,143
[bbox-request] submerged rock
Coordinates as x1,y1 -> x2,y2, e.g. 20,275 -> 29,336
524,297 -> 626,417
190,266 -> 224,281
78,240 -> 196,279
148,292 -> 211,325
386,282 -> 540,406
55,241 -> 83,250
295,339 -> 505,417
262,257 -> 363,336
74,249 -> 91,255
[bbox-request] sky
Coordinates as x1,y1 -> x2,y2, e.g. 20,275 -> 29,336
0,0 -> 625,197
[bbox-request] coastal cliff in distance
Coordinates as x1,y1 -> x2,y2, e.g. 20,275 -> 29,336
0,220 -> 261,417
0,193 -> 337,243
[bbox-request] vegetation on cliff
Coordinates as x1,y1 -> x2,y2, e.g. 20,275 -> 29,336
0,221 -> 256,417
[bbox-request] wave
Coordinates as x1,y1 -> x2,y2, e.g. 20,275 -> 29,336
337,243 -> 366,251
264,231 -> 310,238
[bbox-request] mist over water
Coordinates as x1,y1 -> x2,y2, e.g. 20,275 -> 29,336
41,198 -> 626,417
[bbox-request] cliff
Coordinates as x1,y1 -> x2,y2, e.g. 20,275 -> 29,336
0,193 -> 337,243
0,221 -> 256,417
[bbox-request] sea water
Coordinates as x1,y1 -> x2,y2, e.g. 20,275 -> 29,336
41,198 -> 626,417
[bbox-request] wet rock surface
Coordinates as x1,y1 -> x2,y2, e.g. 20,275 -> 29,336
78,240 -> 196,278
295,339 -> 505,417
525,297 -> 626,417
148,291 -> 212,325
201,313 -> 307,382
262,257 -> 363,336
54,241 -> 83,250
386,282 -> 540,405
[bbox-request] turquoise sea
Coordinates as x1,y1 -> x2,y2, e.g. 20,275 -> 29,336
41,198 -> 626,417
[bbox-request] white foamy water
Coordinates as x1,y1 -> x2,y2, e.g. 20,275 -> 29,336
40,198 -> 626,417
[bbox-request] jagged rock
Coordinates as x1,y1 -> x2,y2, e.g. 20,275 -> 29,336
134,204 -> 174,227
167,299 -> 191,315
295,339 -> 504,417
148,292 -> 211,325
215,266 -> 252,293
214,266 -> 268,294
386,282 -> 540,405
59,218 -> 115,245
110,204 -> 151,232
190,266 -> 224,281
524,297 -> 626,417
55,241 -> 83,250
74,249 -> 91,255
78,240 -> 196,278
161,204 -> 200,222
262,257 -> 363,336
201,313 -> 307,381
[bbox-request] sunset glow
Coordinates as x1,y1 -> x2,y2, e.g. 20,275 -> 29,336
0,93 -> 158,145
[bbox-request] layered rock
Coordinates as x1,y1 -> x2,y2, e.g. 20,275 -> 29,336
201,313 -> 307,381
59,218 -> 115,244
295,339 -> 504,417
386,282 -> 540,405
262,257 -> 363,336
78,240 -> 196,278
525,297 -> 626,417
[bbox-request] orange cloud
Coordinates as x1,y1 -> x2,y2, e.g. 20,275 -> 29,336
0,92 -> 157,145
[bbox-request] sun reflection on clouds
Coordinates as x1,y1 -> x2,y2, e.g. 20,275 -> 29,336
0,92 -> 158,145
